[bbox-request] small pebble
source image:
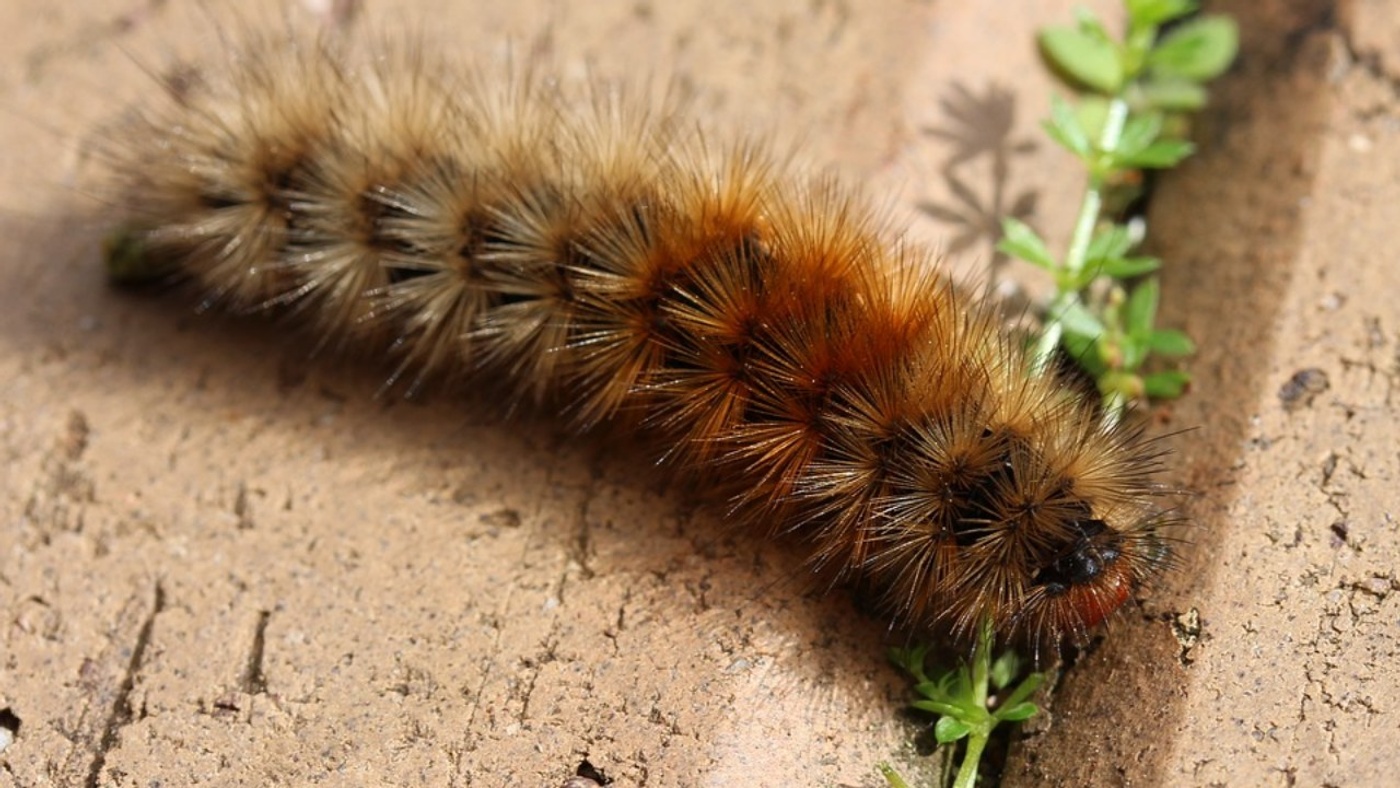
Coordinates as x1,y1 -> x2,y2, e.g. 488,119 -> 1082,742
1278,368 -> 1329,412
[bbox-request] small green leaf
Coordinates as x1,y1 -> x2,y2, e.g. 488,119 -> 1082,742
936,670 -> 963,698
989,650 -> 1021,691
1062,331 -> 1106,377
1125,279 -> 1161,338
1098,256 -> 1161,278
998,217 -> 1058,270
1145,369 -> 1192,398
1121,335 -> 1148,370
1056,300 -> 1106,338
1118,138 -> 1195,168
1075,96 -> 1111,142
999,672 -> 1046,711
912,700 -> 965,717
1040,26 -> 1123,93
1072,8 -> 1120,63
1064,265 -> 1103,293
1148,16 -> 1239,82
912,681 -> 943,700
1043,94 -> 1092,157
1125,0 -> 1197,28
996,702 -> 1040,722
1138,77 -> 1209,111
934,716 -> 973,744
1086,225 -> 1134,262
1148,328 -> 1196,356
1115,112 -> 1164,157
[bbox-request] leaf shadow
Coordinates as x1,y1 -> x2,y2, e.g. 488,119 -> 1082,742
917,81 -> 1041,279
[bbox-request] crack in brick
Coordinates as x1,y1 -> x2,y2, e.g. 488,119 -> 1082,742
84,581 -> 164,788
462,457 -> 564,759
240,610 -> 271,695
233,481 -> 255,531
557,474 -> 603,610
517,634 -> 560,723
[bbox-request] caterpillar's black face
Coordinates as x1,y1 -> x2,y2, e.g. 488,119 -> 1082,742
1034,518 -> 1123,596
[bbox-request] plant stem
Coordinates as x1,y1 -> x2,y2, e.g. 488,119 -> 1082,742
971,617 -> 993,710
877,763 -> 913,788
952,731 -> 990,788
949,619 -> 996,788
1033,97 -> 1130,374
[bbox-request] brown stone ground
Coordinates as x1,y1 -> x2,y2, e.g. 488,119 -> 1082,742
0,1 -> 1395,786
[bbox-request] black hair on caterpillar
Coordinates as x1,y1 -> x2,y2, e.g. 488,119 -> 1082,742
99,30 -> 1174,647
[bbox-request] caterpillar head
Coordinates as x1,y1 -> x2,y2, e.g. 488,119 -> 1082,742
860,402 -> 1173,647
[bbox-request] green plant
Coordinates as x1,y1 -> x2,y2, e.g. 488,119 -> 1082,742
881,3 -> 1236,786
1001,0 -> 1238,416
880,621 -> 1044,788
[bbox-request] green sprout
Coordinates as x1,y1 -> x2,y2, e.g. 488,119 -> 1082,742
880,621 -> 1044,788
882,3 -> 1235,786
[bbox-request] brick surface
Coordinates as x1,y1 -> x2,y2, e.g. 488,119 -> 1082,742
1,1 -> 1394,786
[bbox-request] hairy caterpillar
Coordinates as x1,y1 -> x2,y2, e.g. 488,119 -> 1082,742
99,29 -> 1172,647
